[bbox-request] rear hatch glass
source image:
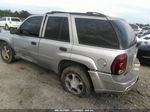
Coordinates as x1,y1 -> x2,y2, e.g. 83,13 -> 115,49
110,20 -> 137,49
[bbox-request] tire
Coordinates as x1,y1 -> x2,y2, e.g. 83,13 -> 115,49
139,57 -> 150,65
0,42 -> 15,63
138,57 -> 143,65
61,65 -> 92,97
137,51 -> 144,65
4,24 -> 9,30
137,53 -> 146,65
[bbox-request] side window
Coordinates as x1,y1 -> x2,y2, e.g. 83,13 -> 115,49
144,37 -> 150,40
20,16 -> 43,37
2,17 -> 6,21
75,18 -> 119,49
44,17 -> 69,42
8,18 -> 10,21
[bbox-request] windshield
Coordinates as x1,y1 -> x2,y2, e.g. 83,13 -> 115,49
111,20 -> 136,49
11,18 -> 20,22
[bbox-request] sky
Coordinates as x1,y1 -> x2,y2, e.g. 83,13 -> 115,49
0,0 -> 149,24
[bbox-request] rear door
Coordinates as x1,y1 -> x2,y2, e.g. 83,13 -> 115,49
38,14 -> 73,71
13,15 -> 44,62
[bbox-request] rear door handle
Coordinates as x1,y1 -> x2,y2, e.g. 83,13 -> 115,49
59,47 -> 67,52
31,41 -> 37,45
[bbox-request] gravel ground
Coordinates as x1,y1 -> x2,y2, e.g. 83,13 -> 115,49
0,58 -> 149,109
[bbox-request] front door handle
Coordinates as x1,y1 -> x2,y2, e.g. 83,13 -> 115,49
59,47 -> 67,52
31,41 -> 37,45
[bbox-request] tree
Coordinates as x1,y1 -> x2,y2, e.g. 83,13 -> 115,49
0,9 -> 31,19
19,10 -> 31,18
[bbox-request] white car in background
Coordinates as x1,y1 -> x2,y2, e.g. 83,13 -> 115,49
130,24 -> 142,35
137,34 -> 150,45
0,17 -> 22,30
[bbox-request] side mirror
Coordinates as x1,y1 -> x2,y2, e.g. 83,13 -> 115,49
10,28 -> 20,34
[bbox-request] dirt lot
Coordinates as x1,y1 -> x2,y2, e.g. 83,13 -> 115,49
0,58 -> 149,109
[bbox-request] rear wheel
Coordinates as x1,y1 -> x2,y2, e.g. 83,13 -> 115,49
61,65 -> 92,97
0,43 -> 15,63
137,52 -> 145,65
4,24 -> 9,30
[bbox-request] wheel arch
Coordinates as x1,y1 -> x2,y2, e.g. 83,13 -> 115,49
0,39 -> 12,47
58,60 -> 90,74
58,59 -> 94,91
0,40 -> 7,46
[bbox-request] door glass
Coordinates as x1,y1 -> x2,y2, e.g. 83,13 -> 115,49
44,17 -> 70,42
20,16 -> 43,37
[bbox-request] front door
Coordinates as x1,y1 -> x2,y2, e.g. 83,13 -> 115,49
13,15 -> 44,62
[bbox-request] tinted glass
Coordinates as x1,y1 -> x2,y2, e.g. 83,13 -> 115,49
12,18 -> 20,22
75,18 -> 119,49
44,17 -> 69,42
2,17 -> 6,21
20,16 -> 43,36
111,20 -> 136,49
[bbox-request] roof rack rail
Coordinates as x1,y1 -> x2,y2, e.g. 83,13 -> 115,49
86,12 -> 106,16
46,11 -> 66,14
46,11 -> 106,17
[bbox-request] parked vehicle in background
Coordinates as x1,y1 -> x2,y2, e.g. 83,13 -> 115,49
137,34 -> 150,44
142,26 -> 150,31
137,34 -> 150,64
0,11 -> 139,97
130,24 -> 142,35
0,17 -> 22,30
137,30 -> 150,38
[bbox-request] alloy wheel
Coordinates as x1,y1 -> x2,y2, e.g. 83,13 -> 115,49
65,73 -> 84,95
1,45 -> 10,60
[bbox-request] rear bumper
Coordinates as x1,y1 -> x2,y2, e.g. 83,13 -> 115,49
88,62 -> 140,93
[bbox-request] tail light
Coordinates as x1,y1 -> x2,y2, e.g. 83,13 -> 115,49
111,54 -> 127,75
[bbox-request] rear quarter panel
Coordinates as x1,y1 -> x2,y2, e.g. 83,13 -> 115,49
71,44 -> 125,73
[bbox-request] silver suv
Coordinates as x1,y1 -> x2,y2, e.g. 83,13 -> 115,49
0,11 -> 139,97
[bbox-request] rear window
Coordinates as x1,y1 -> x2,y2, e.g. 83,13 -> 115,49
111,20 -> 136,49
11,18 -> 20,22
75,18 -> 119,49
